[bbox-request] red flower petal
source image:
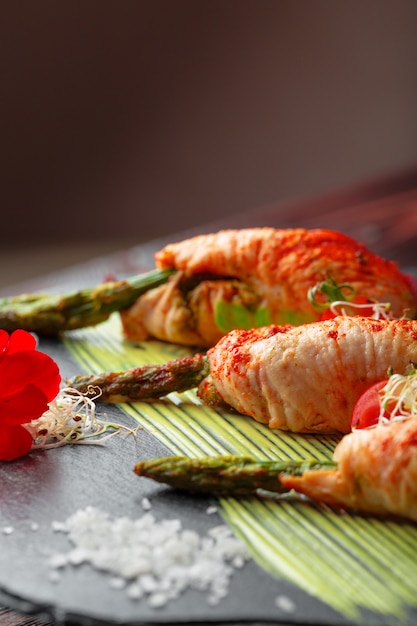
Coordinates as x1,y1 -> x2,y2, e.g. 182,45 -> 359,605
0,351 -> 61,400
6,329 -> 37,354
0,384 -> 51,425
0,331 -> 61,438
0,330 -> 9,351
0,424 -> 33,460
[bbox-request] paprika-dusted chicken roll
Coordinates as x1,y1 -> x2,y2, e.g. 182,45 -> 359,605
197,317 -> 417,434
134,416 -> 417,522
279,417 -> 417,521
69,317 -> 417,435
120,228 -> 416,346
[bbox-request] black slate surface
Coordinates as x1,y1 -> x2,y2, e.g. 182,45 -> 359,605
0,336 -> 350,626
0,234 -> 416,626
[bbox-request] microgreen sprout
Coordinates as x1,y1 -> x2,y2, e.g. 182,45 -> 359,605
308,277 -> 355,310
25,387 -> 137,451
325,300 -> 393,320
378,366 -> 417,425
308,276 -> 394,319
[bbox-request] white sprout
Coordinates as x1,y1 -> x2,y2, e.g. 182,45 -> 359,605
377,369 -> 417,426
327,300 -> 394,320
25,387 -> 138,451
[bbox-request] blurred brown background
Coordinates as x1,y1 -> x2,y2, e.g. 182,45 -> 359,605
1,0 -> 417,288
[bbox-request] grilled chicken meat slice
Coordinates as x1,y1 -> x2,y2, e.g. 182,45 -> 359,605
120,228 -> 416,347
280,418 -> 417,520
198,317 -> 417,433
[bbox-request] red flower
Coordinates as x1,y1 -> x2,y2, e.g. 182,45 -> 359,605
0,330 -> 61,460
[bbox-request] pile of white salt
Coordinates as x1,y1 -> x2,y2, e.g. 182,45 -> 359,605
49,504 -> 250,608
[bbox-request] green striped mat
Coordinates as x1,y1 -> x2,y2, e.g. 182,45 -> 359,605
65,314 -> 417,623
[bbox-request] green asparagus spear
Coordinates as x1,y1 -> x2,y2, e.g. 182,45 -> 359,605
134,455 -> 337,496
0,268 -> 175,335
68,353 -> 210,401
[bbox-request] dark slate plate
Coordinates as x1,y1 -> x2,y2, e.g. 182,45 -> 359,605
0,260 -> 416,626
0,336 -> 349,626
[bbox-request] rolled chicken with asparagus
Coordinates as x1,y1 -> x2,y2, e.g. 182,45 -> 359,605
0,228 -> 415,341
68,316 -> 417,434
120,228 -> 416,346
134,417 -> 417,522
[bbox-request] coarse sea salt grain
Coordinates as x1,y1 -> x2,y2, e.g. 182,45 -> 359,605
49,506 -> 250,608
141,497 -> 152,511
275,594 -> 296,613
